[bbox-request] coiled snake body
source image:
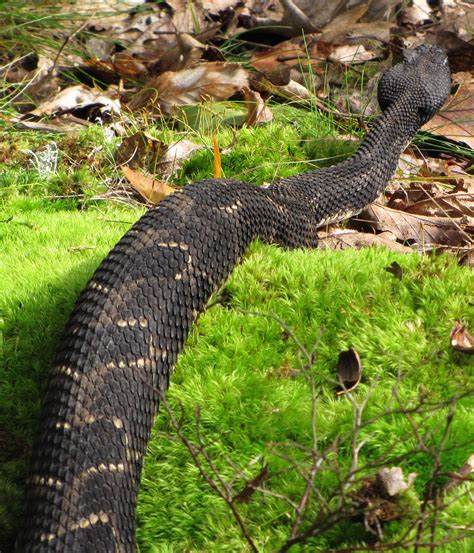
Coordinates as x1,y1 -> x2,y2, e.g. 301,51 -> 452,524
18,45 -> 451,552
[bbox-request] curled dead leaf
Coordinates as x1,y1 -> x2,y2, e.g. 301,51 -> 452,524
121,166 -> 175,205
450,322 -> 474,354
242,87 -> 273,127
157,139 -> 204,179
129,62 -> 249,115
252,73 -> 313,102
336,348 -> 362,395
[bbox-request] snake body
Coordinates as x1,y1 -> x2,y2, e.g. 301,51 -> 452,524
17,45 -> 450,552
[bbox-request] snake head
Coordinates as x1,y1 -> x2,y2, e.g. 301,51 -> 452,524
377,44 -> 451,125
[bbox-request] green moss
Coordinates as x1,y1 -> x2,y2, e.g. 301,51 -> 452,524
1,194 -> 472,551
0,99 -> 472,551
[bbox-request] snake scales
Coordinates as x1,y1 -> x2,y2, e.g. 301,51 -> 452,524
17,45 -> 451,552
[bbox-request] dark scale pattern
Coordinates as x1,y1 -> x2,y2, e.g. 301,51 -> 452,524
17,45 -> 450,552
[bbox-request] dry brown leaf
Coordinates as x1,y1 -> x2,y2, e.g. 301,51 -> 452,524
329,43 -> 379,64
26,84 -> 120,120
336,348 -> 362,395
344,20 -> 393,44
115,132 -> 163,169
280,0 -> 319,34
150,33 -> 210,74
252,74 -> 313,102
396,151 -> 451,179
404,193 -> 474,219
251,41 -> 309,74
450,322 -> 474,354
121,165 -> 175,204
166,0 -> 206,39
423,77 -> 474,149
318,230 -> 413,253
156,139 -> 204,178
12,115 -> 90,132
129,62 -> 248,114
251,32 -> 377,77
242,87 -> 273,127
83,57 -> 146,85
320,2 -> 370,41
399,0 -> 433,28
357,203 -> 472,248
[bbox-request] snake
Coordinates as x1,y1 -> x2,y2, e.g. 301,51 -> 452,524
17,44 -> 451,552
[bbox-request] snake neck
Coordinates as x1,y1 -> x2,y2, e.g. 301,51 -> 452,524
356,91 -> 422,163
272,92 -> 423,225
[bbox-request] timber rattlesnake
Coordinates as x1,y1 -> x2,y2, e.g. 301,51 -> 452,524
18,44 -> 451,552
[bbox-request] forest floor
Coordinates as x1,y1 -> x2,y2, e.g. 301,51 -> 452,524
1,1 -> 473,551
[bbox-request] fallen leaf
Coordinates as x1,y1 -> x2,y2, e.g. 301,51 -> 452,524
356,203 -> 473,248
242,87 -> 273,127
121,165 -> 175,204
450,322 -> 474,354
328,44 -> 379,64
251,73 -> 314,102
12,115 -> 90,132
26,84 -> 121,120
431,31 -> 474,73
318,230 -> 413,253
115,131 -> 163,169
156,139 -> 204,178
129,62 -> 249,115
149,33 -> 209,74
250,40 -> 309,74
336,348 -> 362,395
84,53 -> 148,83
399,0 -> 433,28
404,193 -> 474,219
320,2 -> 369,40
423,78 -> 474,149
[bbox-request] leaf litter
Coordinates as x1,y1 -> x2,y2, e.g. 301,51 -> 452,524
1,0 -> 473,261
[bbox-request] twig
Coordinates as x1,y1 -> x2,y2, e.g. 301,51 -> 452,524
159,396 -> 259,553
